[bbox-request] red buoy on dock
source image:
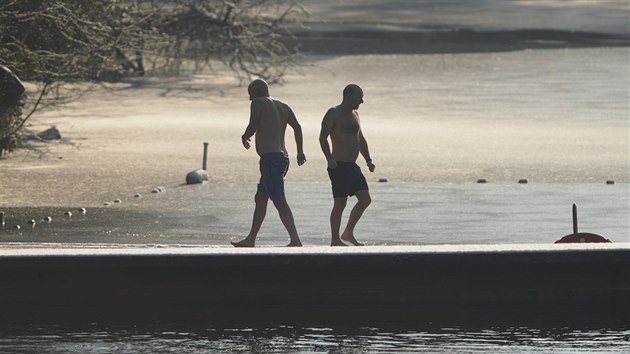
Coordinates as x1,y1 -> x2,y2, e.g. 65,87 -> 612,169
555,204 -> 611,243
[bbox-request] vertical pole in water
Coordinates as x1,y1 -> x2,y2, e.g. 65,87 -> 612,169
202,142 -> 208,171
572,203 -> 578,234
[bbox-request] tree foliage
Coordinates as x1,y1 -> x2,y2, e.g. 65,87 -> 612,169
0,0 -> 306,154
1,0 -> 305,82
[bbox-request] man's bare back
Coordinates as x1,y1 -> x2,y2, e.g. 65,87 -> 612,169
250,97 -> 290,156
232,79 -> 305,248
241,81 -> 305,165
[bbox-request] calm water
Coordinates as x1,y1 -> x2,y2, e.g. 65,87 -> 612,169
1,181 -> 628,245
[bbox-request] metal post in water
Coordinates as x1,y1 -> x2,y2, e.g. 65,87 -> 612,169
572,203 -> 578,234
202,142 -> 208,171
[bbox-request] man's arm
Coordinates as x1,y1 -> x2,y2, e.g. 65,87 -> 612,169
358,129 -> 375,172
319,108 -> 336,169
241,100 -> 261,149
287,107 -> 306,166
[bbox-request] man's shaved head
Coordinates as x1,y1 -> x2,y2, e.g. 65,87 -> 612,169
341,84 -> 364,110
343,84 -> 363,98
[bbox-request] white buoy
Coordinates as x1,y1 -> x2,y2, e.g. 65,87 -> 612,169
44,216 -> 52,222
114,199 -> 122,204
14,225 -> 21,230
104,202 -> 111,206
134,193 -> 142,198
186,142 -> 210,184
64,211 -> 72,217
186,169 -> 209,184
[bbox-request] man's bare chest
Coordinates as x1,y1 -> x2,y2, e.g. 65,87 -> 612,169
334,115 -> 359,135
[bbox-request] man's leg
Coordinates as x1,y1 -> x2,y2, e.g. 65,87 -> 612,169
231,191 -> 269,247
272,197 -> 302,247
330,197 -> 348,246
341,190 -> 371,246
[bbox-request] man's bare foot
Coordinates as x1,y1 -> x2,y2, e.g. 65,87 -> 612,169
341,233 -> 364,246
286,241 -> 303,247
331,238 -> 348,246
231,238 -> 255,247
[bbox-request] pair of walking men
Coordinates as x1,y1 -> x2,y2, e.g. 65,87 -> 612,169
231,79 -> 375,247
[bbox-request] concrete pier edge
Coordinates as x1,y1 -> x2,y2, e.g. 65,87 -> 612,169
1,243 -> 629,327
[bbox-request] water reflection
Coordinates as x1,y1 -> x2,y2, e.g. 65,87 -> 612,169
2,325 -> 629,353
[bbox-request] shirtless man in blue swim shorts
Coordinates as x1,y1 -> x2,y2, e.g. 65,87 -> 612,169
231,79 -> 306,247
319,84 -> 376,246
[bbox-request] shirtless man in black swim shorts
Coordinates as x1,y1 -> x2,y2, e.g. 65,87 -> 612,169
231,79 -> 306,247
319,84 -> 376,246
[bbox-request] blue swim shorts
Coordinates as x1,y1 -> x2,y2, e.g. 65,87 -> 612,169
257,152 -> 289,200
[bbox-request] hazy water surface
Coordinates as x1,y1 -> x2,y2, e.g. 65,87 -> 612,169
1,48 -> 627,245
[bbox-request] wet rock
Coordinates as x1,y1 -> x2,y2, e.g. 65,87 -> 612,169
36,127 -> 62,140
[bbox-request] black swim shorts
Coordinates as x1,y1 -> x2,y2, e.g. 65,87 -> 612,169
327,161 -> 369,198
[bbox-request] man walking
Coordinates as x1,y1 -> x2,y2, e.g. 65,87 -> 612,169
231,79 -> 306,247
319,84 -> 375,246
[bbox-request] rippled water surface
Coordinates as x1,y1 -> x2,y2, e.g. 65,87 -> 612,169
2,325 -> 630,353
